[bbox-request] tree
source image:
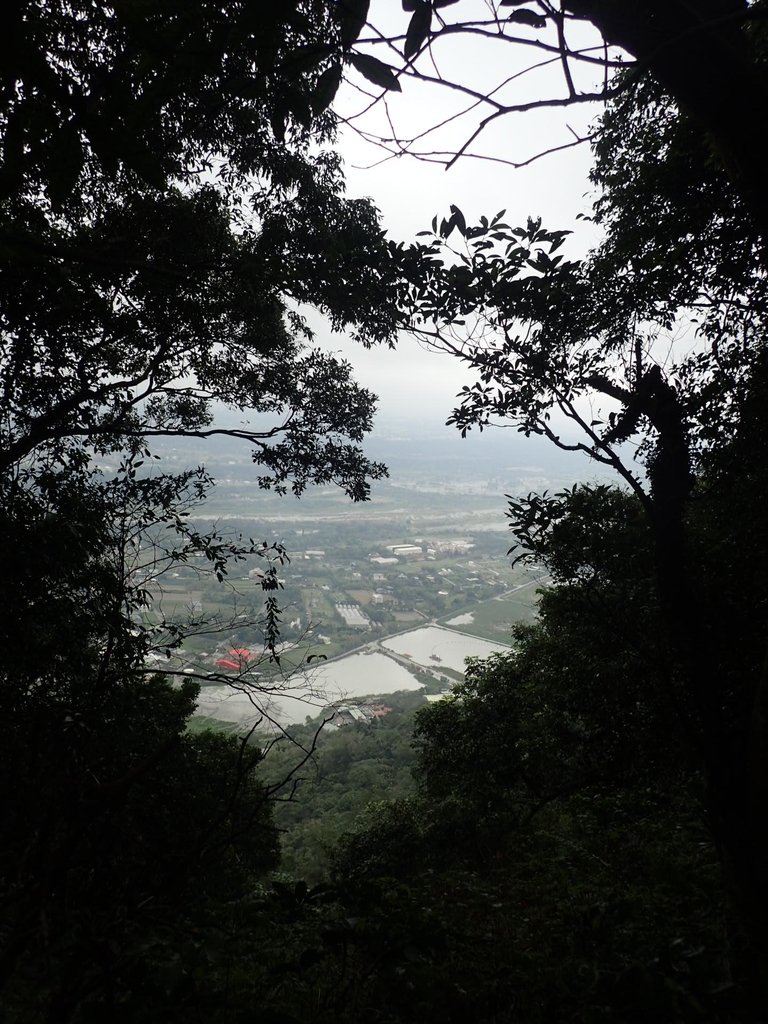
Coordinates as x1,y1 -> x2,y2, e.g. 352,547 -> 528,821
1,0 -> 402,494
0,0 -> 403,743
0,3 -> 407,1017
380,48 -> 768,1005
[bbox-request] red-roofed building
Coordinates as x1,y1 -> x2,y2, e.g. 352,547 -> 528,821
214,658 -> 241,671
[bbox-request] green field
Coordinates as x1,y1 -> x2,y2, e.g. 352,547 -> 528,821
440,584 -> 543,642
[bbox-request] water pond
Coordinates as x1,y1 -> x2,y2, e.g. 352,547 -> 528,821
194,628 -> 510,730
195,650 -> 421,728
381,625 -> 510,674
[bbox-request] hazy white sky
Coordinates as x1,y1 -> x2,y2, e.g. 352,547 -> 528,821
314,2 -> 610,430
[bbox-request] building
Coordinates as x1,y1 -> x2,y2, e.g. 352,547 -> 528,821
335,604 -> 370,628
385,544 -> 424,559
429,539 -> 476,556
326,701 -> 394,729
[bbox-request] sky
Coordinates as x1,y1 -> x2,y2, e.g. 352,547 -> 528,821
311,1 -> 612,431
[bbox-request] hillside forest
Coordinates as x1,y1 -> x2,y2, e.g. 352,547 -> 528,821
2,2 -> 768,1021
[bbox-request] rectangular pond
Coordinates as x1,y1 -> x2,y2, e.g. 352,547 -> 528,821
381,625 -> 510,674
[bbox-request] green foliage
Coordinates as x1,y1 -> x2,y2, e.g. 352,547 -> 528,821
329,794 -> 730,1024
260,693 -> 424,881
588,74 -> 763,333
0,672 -> 279,1020
395,61 -> 767,501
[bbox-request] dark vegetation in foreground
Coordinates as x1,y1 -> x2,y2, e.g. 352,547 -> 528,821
3,1 -> 768,1021
2,565 -> 735,1022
